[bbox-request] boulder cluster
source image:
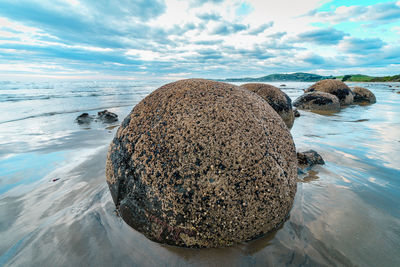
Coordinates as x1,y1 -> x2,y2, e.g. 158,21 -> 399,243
293,79 -> 376,112
106,78 -> 370,248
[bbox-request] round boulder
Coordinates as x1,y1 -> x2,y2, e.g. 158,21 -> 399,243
305,79 -> 353,106
293,91 -> 340,112
106,79 -> 297,248
352,87 -> 376,104
241,83 -> 294,129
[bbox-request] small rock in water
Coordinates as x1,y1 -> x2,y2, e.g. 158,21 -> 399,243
397,91 -> 400,94
280,84 -> 286,87
75,113 -> 94,124
293,108 -> 300,118
98,110 -> 118,123
297,150 -> 325,173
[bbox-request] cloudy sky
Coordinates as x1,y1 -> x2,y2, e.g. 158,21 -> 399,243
0,0 -> 399,80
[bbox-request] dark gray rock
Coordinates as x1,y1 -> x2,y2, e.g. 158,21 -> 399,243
98,110 -> 118,123
106,79 -> 297,248
75,113 -> 94,124
297,150 -> 325,173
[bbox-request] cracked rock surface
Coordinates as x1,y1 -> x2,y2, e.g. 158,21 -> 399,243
106,79 -> 297,248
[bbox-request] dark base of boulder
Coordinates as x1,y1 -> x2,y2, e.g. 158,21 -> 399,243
293,92 -> 340,112
293,109 -> 300,118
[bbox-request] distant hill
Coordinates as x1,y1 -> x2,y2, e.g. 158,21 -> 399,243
220,72 -> 400,82
221,72 -> 334,82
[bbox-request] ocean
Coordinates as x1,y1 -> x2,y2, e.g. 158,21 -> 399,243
0,80 -> 399,266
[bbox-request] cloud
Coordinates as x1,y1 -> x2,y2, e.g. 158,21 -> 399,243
190,0 -> 224,7
0,0 -> 167,49
211,23 -> 248,35
297,28 -> 346,45
339,37 -> 386,54
309,2 -> 400,24
267,31 -> 287,39
0,0 -> 399,79
248,22 -> 274,35
197,12 -> 221,21
301,53 -> 325,65
194,40 -> 223,45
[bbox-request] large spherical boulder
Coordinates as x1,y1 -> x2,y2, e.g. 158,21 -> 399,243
293,91 -> 340,112
106,79 -> 297,248
241,83 -> 294,129
305,79 -> 353,106
352,87 -> 376,104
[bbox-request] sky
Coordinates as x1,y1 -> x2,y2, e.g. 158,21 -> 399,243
0,0 -> 399,80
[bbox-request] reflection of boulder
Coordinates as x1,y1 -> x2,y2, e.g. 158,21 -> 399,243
305,79 -> 353,106
75,113 -> 94,124
98,110 -> 118,123
241,83 -> 294,129
293,91 -> 340,112
106,79 -> 298,248
352,87 -> 376,104
297,150 -> 325,173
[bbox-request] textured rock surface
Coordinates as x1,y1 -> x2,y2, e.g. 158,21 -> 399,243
106,79 -> 297,248
75,113 -> 94,124
241,83 -> 294,129
293,91 -> 340,112
305,79 -> 353,106
98,110 -> 118,123
352,87 -> 376,104
297,150 -> 325,173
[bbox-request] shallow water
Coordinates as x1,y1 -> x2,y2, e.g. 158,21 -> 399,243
0,80 -> 399,266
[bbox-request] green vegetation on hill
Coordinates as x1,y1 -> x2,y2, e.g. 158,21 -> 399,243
337,74 -> 374,82
337,74 -> 400,82
370,75 -> 400,82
